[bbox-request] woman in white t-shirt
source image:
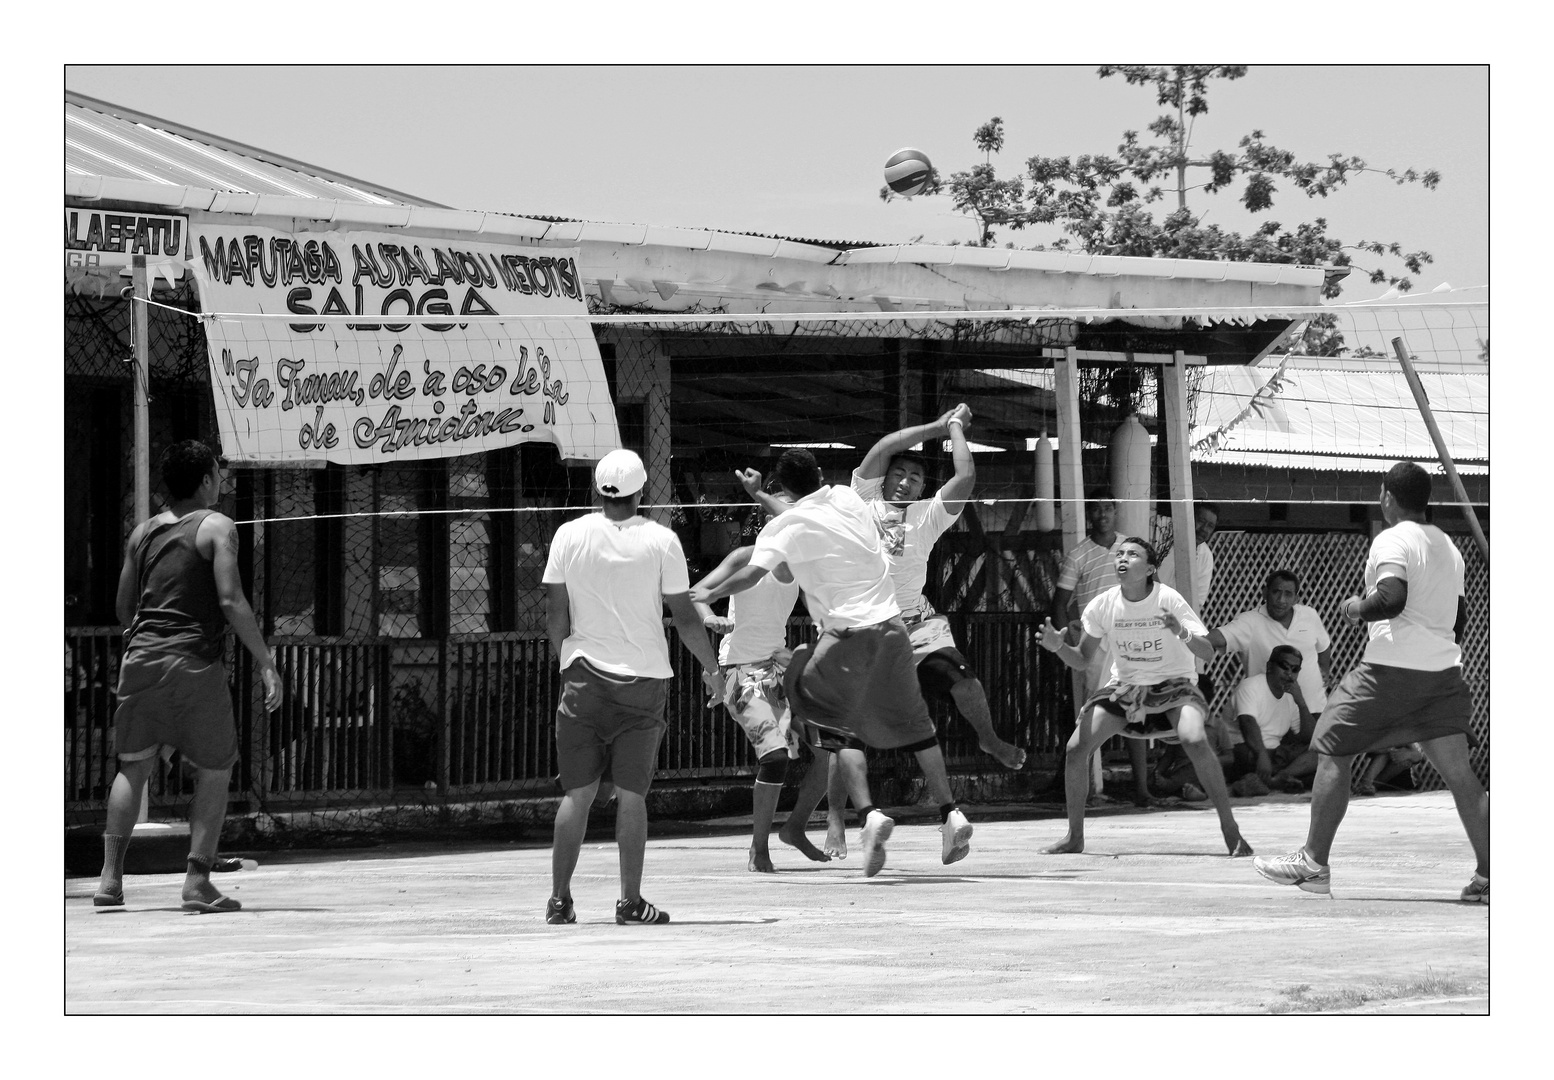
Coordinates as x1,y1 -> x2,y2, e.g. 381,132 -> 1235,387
1038,537 -> 1252,858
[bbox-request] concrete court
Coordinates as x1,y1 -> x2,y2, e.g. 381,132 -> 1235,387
65,791 -> 1487,1015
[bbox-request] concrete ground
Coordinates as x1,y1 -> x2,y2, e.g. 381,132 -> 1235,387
65,791 -> 1487,1015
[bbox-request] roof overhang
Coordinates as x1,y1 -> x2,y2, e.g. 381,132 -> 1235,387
65,173 -> 1328,321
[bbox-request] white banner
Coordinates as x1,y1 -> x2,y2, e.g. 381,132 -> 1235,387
191,225 -> 619,466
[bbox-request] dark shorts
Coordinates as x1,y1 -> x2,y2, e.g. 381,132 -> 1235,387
555,659 -> 668,795
1311,662 -> 1477,758
113,648 -> 240,770
783,618 -> 937,751
1083,677 -> 1209,744
916,647 -> 973,704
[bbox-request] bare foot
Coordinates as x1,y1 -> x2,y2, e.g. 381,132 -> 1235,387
1040,835 -> 1084,854
824,819 -> 848,860
982,738 -> 1027,771
1227,835 -> 1254,857
777,825 -> 831,862
748,848 -> 776,873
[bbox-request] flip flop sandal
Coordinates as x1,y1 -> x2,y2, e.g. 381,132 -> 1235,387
181,895 -> 242,913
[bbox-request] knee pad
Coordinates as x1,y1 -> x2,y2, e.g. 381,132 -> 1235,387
755,756 -> 789,785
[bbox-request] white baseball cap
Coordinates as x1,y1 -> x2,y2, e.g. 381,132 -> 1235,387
594,449 -> 647,497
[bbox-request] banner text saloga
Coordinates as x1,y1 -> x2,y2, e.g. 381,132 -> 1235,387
198,234 -> 583,330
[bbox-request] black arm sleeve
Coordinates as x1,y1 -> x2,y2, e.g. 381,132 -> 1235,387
1355,576 -> 1408,621
1454,595 -> 1468,644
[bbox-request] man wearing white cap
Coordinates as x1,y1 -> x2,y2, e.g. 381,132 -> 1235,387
542,449 -> 725,926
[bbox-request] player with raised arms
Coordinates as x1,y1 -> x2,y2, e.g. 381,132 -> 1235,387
1038,536 -> 1252,858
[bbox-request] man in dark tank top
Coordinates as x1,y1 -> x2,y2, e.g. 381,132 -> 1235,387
95,440 -> 282,913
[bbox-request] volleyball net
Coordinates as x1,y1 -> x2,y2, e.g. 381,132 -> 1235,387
64,290 -> 1488,822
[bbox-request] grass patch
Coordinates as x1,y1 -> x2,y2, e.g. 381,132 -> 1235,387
1269,969 -> 1484,1014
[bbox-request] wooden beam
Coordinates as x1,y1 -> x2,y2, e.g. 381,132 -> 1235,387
1041,349 -> 1208,366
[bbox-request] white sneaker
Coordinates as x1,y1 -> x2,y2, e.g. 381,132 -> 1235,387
940,809 -> 973,865
1253,848 -> 1331,895
859,811 -> 895,878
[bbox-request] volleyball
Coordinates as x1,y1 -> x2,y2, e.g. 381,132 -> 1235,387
884,148 -> 933,197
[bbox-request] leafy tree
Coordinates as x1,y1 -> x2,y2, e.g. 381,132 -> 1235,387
884,67 -> 1444,354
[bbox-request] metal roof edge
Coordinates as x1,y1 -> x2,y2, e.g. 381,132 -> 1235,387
836,244 -> 1328,287
66,92 -> 449,210
64,175 -> 559,241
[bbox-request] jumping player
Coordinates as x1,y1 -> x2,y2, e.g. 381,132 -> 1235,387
1253,462 -> 1487,901
850,405 -> 1026,770
1038,537 -> 1252,857
692,449 -> 973,878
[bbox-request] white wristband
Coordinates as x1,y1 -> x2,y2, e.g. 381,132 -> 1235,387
947,417 -> 964,429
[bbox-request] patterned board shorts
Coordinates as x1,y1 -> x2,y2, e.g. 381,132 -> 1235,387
1082,676 -> 1209,743
722,657 -> 800,760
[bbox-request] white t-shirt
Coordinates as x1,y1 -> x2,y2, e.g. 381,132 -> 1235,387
542,513 -> 689,678
1158,541 -> 1214,610
851,471 -> 960,616
1229,673 -> 1301,750
720,570 -> 800,666
1362,520 -> 1465,670
1081,582 -> 1206,686
749,485 -> 899,631
1217,603 -> 1332,712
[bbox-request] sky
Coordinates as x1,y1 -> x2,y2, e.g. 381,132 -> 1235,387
63,64 -> 1488,302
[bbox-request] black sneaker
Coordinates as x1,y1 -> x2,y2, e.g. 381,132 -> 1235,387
545,895 -> 576,924
615,897 -> 670,924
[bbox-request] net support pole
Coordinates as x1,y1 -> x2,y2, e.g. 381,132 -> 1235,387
1054,348 -> 1085,555
131,255 -> 152,825
1161,351 -> 1198,610
131,256 -> 151,527
1391,337 -> 1489,564
1054,349 -> 1099,790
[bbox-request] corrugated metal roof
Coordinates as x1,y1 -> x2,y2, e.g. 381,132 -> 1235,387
64,92 -> 1332,318
66,93 -> 431,207
1197,450 -> 1488,476
1191,363 -> 1488,464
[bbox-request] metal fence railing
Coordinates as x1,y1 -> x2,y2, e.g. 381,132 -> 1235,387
63,529 -> 1489,823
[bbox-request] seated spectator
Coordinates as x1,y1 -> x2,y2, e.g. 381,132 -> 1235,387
1207,569 -> 1333,720
1225,646 -> 1317,794
1354,743 -> 1426,796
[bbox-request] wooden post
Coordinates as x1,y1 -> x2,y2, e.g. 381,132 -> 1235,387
1391,337 -> 1489,564
1054,348 -> 1085,557
131,256 -> 152,824
131,256 -> 151,527
1053,348 -> 1097,786
1161,351 -> 1198,609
